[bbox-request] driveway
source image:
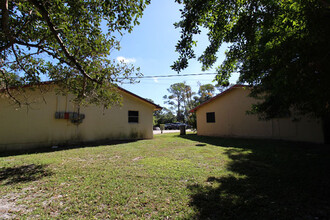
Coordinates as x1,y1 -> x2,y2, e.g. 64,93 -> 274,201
153,129 -> 195,135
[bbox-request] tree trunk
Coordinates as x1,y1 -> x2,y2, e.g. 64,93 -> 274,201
177,100 -> 181,122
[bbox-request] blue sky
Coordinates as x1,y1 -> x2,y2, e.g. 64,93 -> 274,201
111,1 -> 239,108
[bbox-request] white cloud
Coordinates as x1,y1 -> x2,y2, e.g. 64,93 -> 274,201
116,56 -> 136,64
152,77 -> 159,83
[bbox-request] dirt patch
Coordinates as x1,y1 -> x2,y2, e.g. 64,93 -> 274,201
132,156 -> 143,161
0,190 -> 34,219
0,187 -> 63,219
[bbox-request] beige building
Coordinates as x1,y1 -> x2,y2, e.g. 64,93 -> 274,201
0,83 -> 161,152
191,85 -> 324,143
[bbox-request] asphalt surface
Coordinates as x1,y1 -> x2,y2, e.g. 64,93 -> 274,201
153,129 -> 195,134
153,129 -> 180,134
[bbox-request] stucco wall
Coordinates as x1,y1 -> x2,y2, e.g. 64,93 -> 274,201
0,86 -> 155,152
196,87 -> 324,143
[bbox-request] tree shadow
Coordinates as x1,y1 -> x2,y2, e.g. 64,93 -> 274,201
195,143 -> 207,147
0,139 -> 139,157
0,164 -> 53,185
181,134 -> 330,219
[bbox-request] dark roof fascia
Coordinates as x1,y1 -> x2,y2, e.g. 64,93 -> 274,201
189,84 -> 250,113
0,81 -> 56,93
116,87 -> 162,110
0,80 -> 163,110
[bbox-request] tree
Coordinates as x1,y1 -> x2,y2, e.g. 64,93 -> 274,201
1,0 -> 150,107
182,82 -> 196,118
173,1 -> 330,128
153,108 -> 177,126
197,83 -> 215,103
188,83 -> 217,129
163,82 -> 186,122
163,82 -> 196,122
163,82 -> 220,128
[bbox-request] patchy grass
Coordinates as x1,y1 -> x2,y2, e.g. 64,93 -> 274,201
0,133 -> 329,219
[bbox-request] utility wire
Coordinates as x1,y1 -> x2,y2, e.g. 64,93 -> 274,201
121,72 -> 217,79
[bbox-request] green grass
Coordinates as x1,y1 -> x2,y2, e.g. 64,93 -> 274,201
1,133 -> 329,219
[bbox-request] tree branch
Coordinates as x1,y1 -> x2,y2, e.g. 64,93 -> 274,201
0,43 -> 15,52
0,68 -> 21,107
27,0 -> 100,84
14,12 -> 34,39
1,0 -> 16,50
4,51 -> 38,65
15,40 -> 71,66
12,45 -> 30,75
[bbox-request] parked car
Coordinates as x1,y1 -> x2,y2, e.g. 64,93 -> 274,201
164,123 -> 174,130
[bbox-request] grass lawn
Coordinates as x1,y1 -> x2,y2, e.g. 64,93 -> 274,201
1,133 -> 330,219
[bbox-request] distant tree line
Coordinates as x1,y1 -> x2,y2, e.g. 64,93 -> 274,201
153,82 -> 226,128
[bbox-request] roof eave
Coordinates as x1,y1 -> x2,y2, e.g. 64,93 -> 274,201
1,80 -> 163,110
189,84 -> 249,113
116,87 -> 163,111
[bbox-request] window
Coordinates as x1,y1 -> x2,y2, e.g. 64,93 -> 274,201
128,111 -> 139,123
206,112 -> 215,123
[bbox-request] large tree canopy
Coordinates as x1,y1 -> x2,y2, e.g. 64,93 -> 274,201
0,0 -> 150,107
173,0 -> 330,120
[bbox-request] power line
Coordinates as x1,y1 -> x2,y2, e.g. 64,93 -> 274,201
125,72 -> 217,79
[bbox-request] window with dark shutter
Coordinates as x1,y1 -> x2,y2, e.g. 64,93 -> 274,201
206,112 -> 215,123
128,111 -> 139,123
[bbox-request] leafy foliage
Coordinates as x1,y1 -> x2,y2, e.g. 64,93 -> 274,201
163,82 -> 219,128
197,83 -> 215,104
0,0 -> 150,107
144,99 -> 176,126
163,82 -> 195,122
173,0 -> 330,119
153,107 -> 177,127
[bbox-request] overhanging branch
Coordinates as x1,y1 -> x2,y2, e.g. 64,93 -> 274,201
27,0 -> 101,84
0,68 -> 21,107
12,45 -> 29,75
1,0 -> 16,51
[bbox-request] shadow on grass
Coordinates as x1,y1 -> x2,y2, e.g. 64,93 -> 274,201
181,134 -> 330,219
0,164 -> 52,185
0,139 -> 139,158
